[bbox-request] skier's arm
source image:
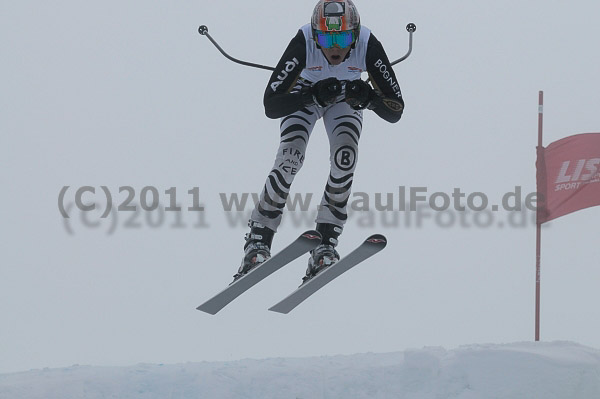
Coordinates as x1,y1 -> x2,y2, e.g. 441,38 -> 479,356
263,30 -> 310,119
365,33 -> 405,123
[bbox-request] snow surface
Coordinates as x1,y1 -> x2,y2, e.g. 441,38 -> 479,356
1,342 -> 599,399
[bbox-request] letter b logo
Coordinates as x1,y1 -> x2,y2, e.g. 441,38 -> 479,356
334,146 -> 357,171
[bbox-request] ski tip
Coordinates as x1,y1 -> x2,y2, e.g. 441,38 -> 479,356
366,234 -> 387,247
196,304 -> 218,315
268,305 -> 292,314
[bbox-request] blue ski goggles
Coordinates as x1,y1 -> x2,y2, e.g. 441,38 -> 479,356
314,30 -> 356,49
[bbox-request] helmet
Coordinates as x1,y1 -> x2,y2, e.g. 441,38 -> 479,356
311,0 -> 360,49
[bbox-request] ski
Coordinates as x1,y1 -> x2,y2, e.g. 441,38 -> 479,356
268,234 -> 387,314
197,230 -> 322,315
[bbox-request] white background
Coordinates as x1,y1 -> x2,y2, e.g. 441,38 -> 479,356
1,0 -> 599,373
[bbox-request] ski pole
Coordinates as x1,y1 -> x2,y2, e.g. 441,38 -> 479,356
391,23 -> 416,66
198,25 -> 275,72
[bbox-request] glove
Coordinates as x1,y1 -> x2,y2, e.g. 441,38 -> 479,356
345,79 -> 374,110
311,77 -> 342,107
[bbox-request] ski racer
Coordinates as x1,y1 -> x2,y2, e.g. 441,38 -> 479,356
235,0 -> 404,282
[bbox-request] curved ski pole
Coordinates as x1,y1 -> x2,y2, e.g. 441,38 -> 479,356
391,23 -> 416,66
198,25 -> 275,72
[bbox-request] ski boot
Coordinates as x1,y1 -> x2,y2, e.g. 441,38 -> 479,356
233,221 -> 275,282
303,223 -> 342,283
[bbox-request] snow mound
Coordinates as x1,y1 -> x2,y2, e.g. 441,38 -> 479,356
1,342 -> 599,399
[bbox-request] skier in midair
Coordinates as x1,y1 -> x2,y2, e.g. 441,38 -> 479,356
235,0 -> 404,282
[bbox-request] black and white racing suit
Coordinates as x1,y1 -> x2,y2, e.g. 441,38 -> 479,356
250,24 -> 404,232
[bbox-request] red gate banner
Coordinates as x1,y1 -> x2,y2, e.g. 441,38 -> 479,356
537,133 -> 600,223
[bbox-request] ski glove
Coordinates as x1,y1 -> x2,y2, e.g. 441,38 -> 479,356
310,77 -> 343,107
345,79 -> 374,110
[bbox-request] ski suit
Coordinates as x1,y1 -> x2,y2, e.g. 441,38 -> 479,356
250,24 -> 404,232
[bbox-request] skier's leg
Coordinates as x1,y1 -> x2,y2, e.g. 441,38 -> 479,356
306,102 -> 363,279
318,101 -> 362,229
250,107 -> 320,231
237,107 -> 321,279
